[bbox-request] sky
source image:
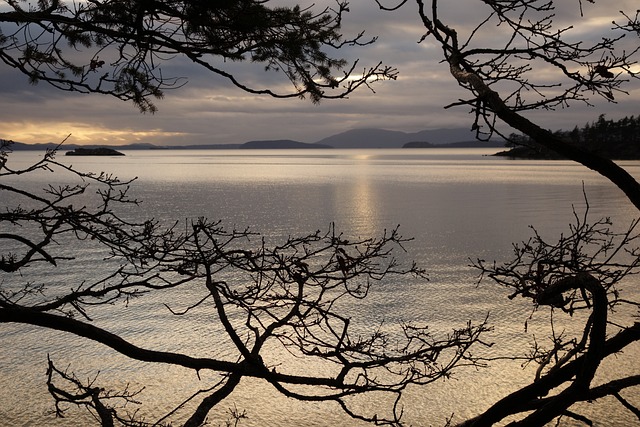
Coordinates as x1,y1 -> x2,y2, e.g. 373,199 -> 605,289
0,0 -> 638,146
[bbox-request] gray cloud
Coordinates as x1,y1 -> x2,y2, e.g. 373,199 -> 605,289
1,1 -> 638,146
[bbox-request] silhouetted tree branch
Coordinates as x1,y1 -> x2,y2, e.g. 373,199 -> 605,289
0,0 -> 397,111
377,0 -> 640,209
373,1 -> 640,424
466,202 -> 640,425
1,141 -> 489,425
377,0 -> 635,110
4,1 -> 640,425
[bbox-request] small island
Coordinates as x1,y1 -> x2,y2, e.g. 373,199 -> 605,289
65,147 -> 125,156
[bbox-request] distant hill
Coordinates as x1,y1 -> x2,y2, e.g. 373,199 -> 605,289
4,127 -> 494,151
315,129 -> 417,148
403,141 -> 436,148
408,128 -> 489,145
313,127 -> 484,148
6,141 -> 163,151
240,140 -> 331,149
6,141 -> 67,151
404,140 -> 505,148
152,144 -> 241,149
5,141 -> 240,151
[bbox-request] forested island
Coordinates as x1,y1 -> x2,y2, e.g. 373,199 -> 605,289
65,147 -> 125,156
497,114 -> 640,159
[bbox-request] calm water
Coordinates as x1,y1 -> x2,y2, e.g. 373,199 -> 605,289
1,148 -> 639,426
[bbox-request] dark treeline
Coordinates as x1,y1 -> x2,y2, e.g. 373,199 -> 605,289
503,114 -> 640,159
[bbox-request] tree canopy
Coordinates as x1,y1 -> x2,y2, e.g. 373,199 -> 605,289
377,0 -> 640,208
503,114 -> 640,159
381,1 -> 640,424
2,1 -> 640,426
1,139 -> 490,425
0,0 -> 397,111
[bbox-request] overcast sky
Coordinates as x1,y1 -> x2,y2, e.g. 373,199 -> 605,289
1,0 -> 638,146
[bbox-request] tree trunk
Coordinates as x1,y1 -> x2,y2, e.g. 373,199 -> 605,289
448,60 -> 640,211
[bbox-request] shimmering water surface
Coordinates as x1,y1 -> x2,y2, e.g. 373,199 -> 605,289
1,148 -> 639,426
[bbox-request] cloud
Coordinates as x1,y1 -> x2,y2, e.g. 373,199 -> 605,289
1,1 -> 638,146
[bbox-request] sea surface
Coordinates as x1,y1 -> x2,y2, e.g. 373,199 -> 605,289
1,148 -> 639,426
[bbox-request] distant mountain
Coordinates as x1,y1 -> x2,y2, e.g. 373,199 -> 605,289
404,140 -> 505,148
313,127 -> 484,148
7,141 -> 161,151
153,144 -> 240,149
240,140 -> 331,149
7,141 -> 65,151
403,141 -> 436,148
409,128 -> 485,144
314,129 -> 415,148
445,140 -> 506,148
4,127 -> 494,151
6,141 -> 240,151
